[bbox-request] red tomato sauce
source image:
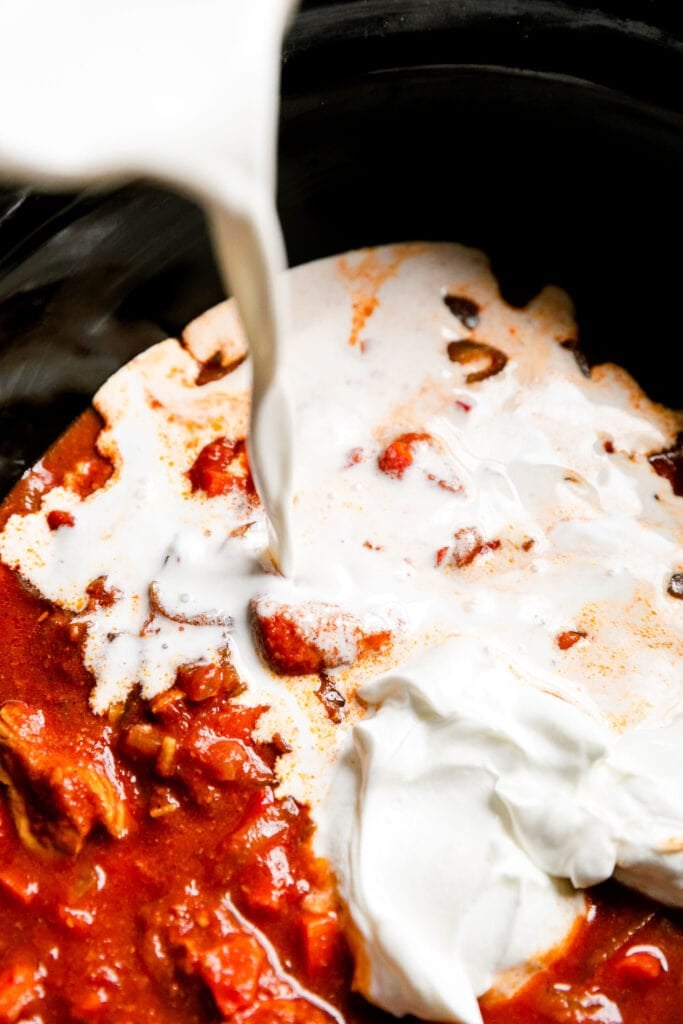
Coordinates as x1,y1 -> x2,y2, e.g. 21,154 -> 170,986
0,411 -> 682,1024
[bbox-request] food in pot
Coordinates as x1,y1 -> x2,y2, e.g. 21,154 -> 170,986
1,243 -> 683,1024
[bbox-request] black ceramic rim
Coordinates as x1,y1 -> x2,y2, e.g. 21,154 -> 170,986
285,0 -> 683,113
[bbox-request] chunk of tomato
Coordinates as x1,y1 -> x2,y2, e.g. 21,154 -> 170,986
242,998 -> 332,1024
377,432 -> 431,479
300,911 -> 340,974
198,934 -> 266,1017
0,961 -> 38,1024
188,437 -> 254,498
613,948 -> 665,982
239,846 -> 296,912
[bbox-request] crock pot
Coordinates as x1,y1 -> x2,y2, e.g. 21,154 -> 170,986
0,0 -> 680,493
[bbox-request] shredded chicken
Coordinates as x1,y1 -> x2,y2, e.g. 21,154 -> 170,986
0,701 -> 127,856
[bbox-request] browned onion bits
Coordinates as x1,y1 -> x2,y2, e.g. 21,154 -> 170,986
649,434 -> 683,497
447,340 -> 508,384
667,573 -> 683,598
195,350 -> 247,386
316,673 -> 346,724
443,294 -> 480,329
560,338 -> 591,378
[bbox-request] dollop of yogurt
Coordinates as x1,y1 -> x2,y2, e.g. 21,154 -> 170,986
3,244 -> 683,1023
319,636 -> 683,1023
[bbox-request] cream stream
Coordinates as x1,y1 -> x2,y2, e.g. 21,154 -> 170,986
0,0 -> 296,572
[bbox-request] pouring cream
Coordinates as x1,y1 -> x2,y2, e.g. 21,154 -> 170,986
0,0 -> 297,573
